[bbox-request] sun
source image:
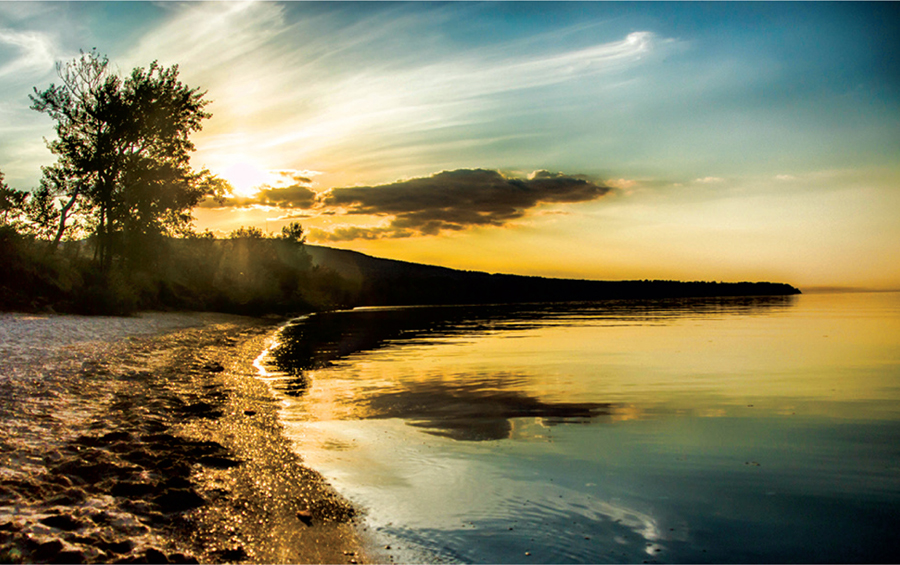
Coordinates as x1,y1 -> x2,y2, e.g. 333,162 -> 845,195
222,161 -> 270,198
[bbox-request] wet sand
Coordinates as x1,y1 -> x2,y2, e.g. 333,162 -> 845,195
0,313 -> 370,564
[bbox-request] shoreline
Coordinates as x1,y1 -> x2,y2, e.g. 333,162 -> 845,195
0,312 -> 371,563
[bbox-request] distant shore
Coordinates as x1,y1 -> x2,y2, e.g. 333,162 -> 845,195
0,312 -> 370,564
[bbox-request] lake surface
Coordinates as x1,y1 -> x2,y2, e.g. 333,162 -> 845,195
259,292 -> 900,563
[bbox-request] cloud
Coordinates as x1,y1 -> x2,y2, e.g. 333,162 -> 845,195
0,28 -> 57,79
317,168 -> 610,240
254,184 -> 317,208
249,27 -> 660,167
119,2 -> 668,187
199,182 -> 317,209
606,178 -> 637,190
199,170 -> 316,209
271,212 -> 312,222
309,226 -> 412,242
694,176 -> 725,184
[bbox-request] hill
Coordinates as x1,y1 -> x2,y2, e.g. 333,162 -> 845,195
305,245 -> 801,306
0,231 -> 800,316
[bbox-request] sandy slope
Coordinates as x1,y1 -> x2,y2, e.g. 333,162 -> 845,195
0,312 -> 368,564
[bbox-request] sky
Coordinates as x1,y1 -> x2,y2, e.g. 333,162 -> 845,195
1,1 -> 899,290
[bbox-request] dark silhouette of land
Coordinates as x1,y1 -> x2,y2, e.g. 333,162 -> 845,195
305,245 -> 800,307
0,234 -> 800,315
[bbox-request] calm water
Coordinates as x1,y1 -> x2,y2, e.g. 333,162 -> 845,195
259,293 -> 900,563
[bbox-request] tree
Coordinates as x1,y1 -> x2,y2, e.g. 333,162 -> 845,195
38,164 -> 85,246
30,50 -> 218,270
0,170 -> 28,228
22,182 -> 61,242
280,221 -> 307,243
229,225 -> 265,239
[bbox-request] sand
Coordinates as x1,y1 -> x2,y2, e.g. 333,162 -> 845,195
0,312 -> 370,564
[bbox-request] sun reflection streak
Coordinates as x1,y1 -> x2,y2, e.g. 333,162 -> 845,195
252,336 -> 280,379
590,500 -> 662,552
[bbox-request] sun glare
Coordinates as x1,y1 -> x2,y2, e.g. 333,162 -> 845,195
223,161 -> 270,198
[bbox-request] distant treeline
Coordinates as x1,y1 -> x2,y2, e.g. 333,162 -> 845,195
356,275 -> 801,306
306,245 -> 801,307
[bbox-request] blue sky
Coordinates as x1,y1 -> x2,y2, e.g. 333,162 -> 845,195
1,2 -> 899,289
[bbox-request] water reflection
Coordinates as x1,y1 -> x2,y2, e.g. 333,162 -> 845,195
260,293 -> 900,563
359,375 -> 612,441
269,295 -> 797,377
266,296 -> 797,437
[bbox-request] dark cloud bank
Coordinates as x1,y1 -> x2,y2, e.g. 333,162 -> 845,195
320,169 -> 610,239
205,169 -> 610,240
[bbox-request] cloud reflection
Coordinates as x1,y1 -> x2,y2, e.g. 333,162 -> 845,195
266,298 -> 800,441
359,375 -> 614,441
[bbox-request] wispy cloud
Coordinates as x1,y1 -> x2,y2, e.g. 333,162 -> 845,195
0,21 -> 63,184
0,28 -> 56,79
116,2 -> 666,185
248,29 -> 659,163
199,184 -> 317,210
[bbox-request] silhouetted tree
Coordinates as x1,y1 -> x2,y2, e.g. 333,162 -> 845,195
228,225 -> 265,239
30,49 -> 221,270
280,221 -> 306,243
22,183 -> 61,241
0,170 -> 28,228
38,164 -> 85,246
0,166 -> 89,245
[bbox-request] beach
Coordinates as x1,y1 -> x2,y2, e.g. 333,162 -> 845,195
0,312 -> 369,564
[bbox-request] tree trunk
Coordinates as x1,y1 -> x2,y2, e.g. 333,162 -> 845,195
51,192 -> 79,249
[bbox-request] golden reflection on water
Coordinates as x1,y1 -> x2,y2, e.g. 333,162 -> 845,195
261,293 -> 900,563
283,293 -> 900,437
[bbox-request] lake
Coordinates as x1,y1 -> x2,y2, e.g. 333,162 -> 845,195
258,292 -> 900,563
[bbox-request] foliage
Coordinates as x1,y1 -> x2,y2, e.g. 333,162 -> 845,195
228,225 -> 265,239
29,49 -> 218,269
1,169 -> 78,242
0,226 -> 354,315
0,170 -> 28,227
280,221 -> 306,243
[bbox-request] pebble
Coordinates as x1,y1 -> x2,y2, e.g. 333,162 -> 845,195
297,510 -> 313,527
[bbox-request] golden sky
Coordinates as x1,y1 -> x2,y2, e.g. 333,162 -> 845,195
2,2 -> 899,290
